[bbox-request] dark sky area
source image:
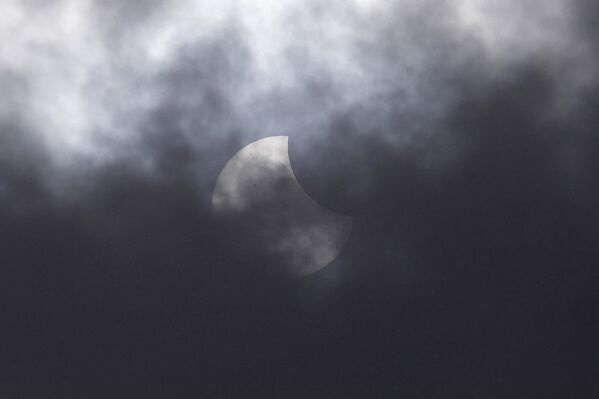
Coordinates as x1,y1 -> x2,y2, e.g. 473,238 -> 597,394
1,0 -> 598,397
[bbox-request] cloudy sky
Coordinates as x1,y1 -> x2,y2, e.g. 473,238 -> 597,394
1,0 -> 598,397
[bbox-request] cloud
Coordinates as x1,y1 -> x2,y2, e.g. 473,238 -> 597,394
0,0 -> 598,397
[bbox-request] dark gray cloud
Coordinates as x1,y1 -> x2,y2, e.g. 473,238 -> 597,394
0,0 -> 598,397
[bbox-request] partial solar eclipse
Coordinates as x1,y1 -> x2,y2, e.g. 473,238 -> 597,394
212,136 -> 353,277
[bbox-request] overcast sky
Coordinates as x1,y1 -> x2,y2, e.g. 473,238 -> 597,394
1,0 -> 598,397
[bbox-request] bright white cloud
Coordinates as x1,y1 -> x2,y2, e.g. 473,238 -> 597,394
0,0 -> 591,174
